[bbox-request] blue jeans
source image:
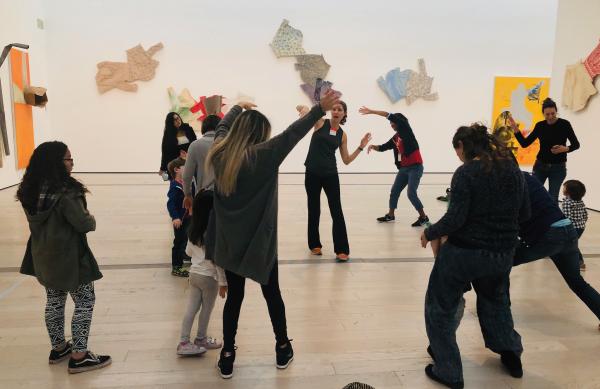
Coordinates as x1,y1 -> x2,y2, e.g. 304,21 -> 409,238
532,160 -> 566,204
389,164 -> 424,211
514,224 -> 600,319
425,243 -> 522,383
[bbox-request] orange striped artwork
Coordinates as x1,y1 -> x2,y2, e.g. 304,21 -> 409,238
9,49 -> 34,169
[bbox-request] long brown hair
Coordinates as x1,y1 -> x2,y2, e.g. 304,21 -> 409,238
206,110 -> 271,196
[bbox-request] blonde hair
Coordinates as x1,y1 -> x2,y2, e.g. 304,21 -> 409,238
206,110 -> 271,196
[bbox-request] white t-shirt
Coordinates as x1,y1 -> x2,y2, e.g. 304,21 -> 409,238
185,241 -> 227,286
177,135 -> 189,145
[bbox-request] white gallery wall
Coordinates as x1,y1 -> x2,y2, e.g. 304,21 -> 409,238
0,0 -> 52,189
39,0 -> 558,174
550,0 -> 600,210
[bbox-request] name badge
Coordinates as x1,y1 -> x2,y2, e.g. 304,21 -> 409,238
329,130 -> 337,136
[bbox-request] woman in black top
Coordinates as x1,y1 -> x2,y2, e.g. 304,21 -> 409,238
420,124 -> 529,388
297,102 -> 371,261
159,112 -> 197,178
510,97 -> 579,203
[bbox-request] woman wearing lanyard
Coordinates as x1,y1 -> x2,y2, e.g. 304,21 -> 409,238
510,97 -> 580,203
297,101 -> 371,261
360,106 -> 429,226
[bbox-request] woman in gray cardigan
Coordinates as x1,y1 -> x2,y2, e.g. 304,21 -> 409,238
17,141 -> 111,374
207,91 -> 340,379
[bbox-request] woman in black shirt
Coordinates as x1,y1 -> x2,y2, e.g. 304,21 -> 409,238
420,124 -> 529,388
511,97 -> 579,203
297,102 -> 371,261
159,112 -> 197,178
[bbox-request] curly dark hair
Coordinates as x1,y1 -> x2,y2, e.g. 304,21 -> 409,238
16,141 -> 87,214
452,123 -> 515,171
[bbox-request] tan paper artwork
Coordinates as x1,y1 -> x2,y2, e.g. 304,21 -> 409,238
96,43 -> 163,94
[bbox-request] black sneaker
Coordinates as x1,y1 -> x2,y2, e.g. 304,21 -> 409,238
411,216 -> 429,227
217,348 -> 236,379
68,351 -> 112,374
49,340 -> 72,364
426,345 -> 436,362
500,351 -> 523,378
276,340 -> 294,369
376,214 -> 395,223
425,364 -> 464,389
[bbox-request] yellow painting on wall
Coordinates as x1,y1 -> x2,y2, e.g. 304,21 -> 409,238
492,76 -> 550,166
9,48 -> 35,169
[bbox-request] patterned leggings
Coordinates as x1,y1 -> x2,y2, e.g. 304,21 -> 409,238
45,283 -> 95,353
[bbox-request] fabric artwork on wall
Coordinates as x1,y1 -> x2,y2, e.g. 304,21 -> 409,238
583,40 -> 600,78
9,48 -> 35,169
377,68 -> 412,103
492,76 -> 550,165
562,40 -> 600,112
190,95 -> 225,121
96,42 -> 163,94
562,63 -> 597,112
270,19 -> 306,58
300,80 -> 342,104
294,54 -> 331,86
378,59 -> 438,105
167,87 -> 201,129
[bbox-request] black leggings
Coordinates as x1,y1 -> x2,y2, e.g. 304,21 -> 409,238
305,171 -> 350,254
222,265 -> 288,351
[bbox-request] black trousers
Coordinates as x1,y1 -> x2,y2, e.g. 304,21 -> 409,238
305,171 -> 350,254
222,265 -> 288,351
171,218 -> 190,267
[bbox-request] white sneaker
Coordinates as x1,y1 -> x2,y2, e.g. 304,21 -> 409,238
177,341 -> 207,356
194,336 -> 223,350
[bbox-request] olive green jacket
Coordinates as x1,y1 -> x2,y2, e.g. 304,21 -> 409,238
20,189 -> 102,291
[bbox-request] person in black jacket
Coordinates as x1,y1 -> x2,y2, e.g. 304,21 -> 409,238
159,112 -> 197,178
510,97 -> 580,203
420,124 -> 529,388
360,106 -> 429,226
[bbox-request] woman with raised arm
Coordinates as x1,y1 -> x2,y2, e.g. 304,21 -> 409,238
297,101 -> 371,261
360,106 -> 429,226
207,91 -> 340,379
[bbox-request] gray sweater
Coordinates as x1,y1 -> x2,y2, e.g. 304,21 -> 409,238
183,131 -> 216,195
212,104 -> 325,284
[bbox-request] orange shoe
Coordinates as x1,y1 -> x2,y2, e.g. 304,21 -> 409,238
335,253 -> 349,262
310,247 -> 322,256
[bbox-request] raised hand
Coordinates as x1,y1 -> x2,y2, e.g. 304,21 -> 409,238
238,101 -> 257,110
360,133 -> 372,148
319,90 -> 340,112
359,106 -> 373,115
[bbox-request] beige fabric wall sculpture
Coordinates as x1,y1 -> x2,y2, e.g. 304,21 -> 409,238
96,43 -> 163,94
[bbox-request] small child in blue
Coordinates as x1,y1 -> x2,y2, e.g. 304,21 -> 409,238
561,180 -> 588,270
167,157 -> 190,277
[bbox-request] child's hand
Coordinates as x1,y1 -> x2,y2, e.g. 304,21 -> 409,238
219,286 -> 228,298
173,219 -> 182,229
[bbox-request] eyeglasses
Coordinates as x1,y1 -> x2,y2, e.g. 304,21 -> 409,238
63,158 -> 73,162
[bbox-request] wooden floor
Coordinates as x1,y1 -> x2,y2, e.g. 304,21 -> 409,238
1,173 -> 599,388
